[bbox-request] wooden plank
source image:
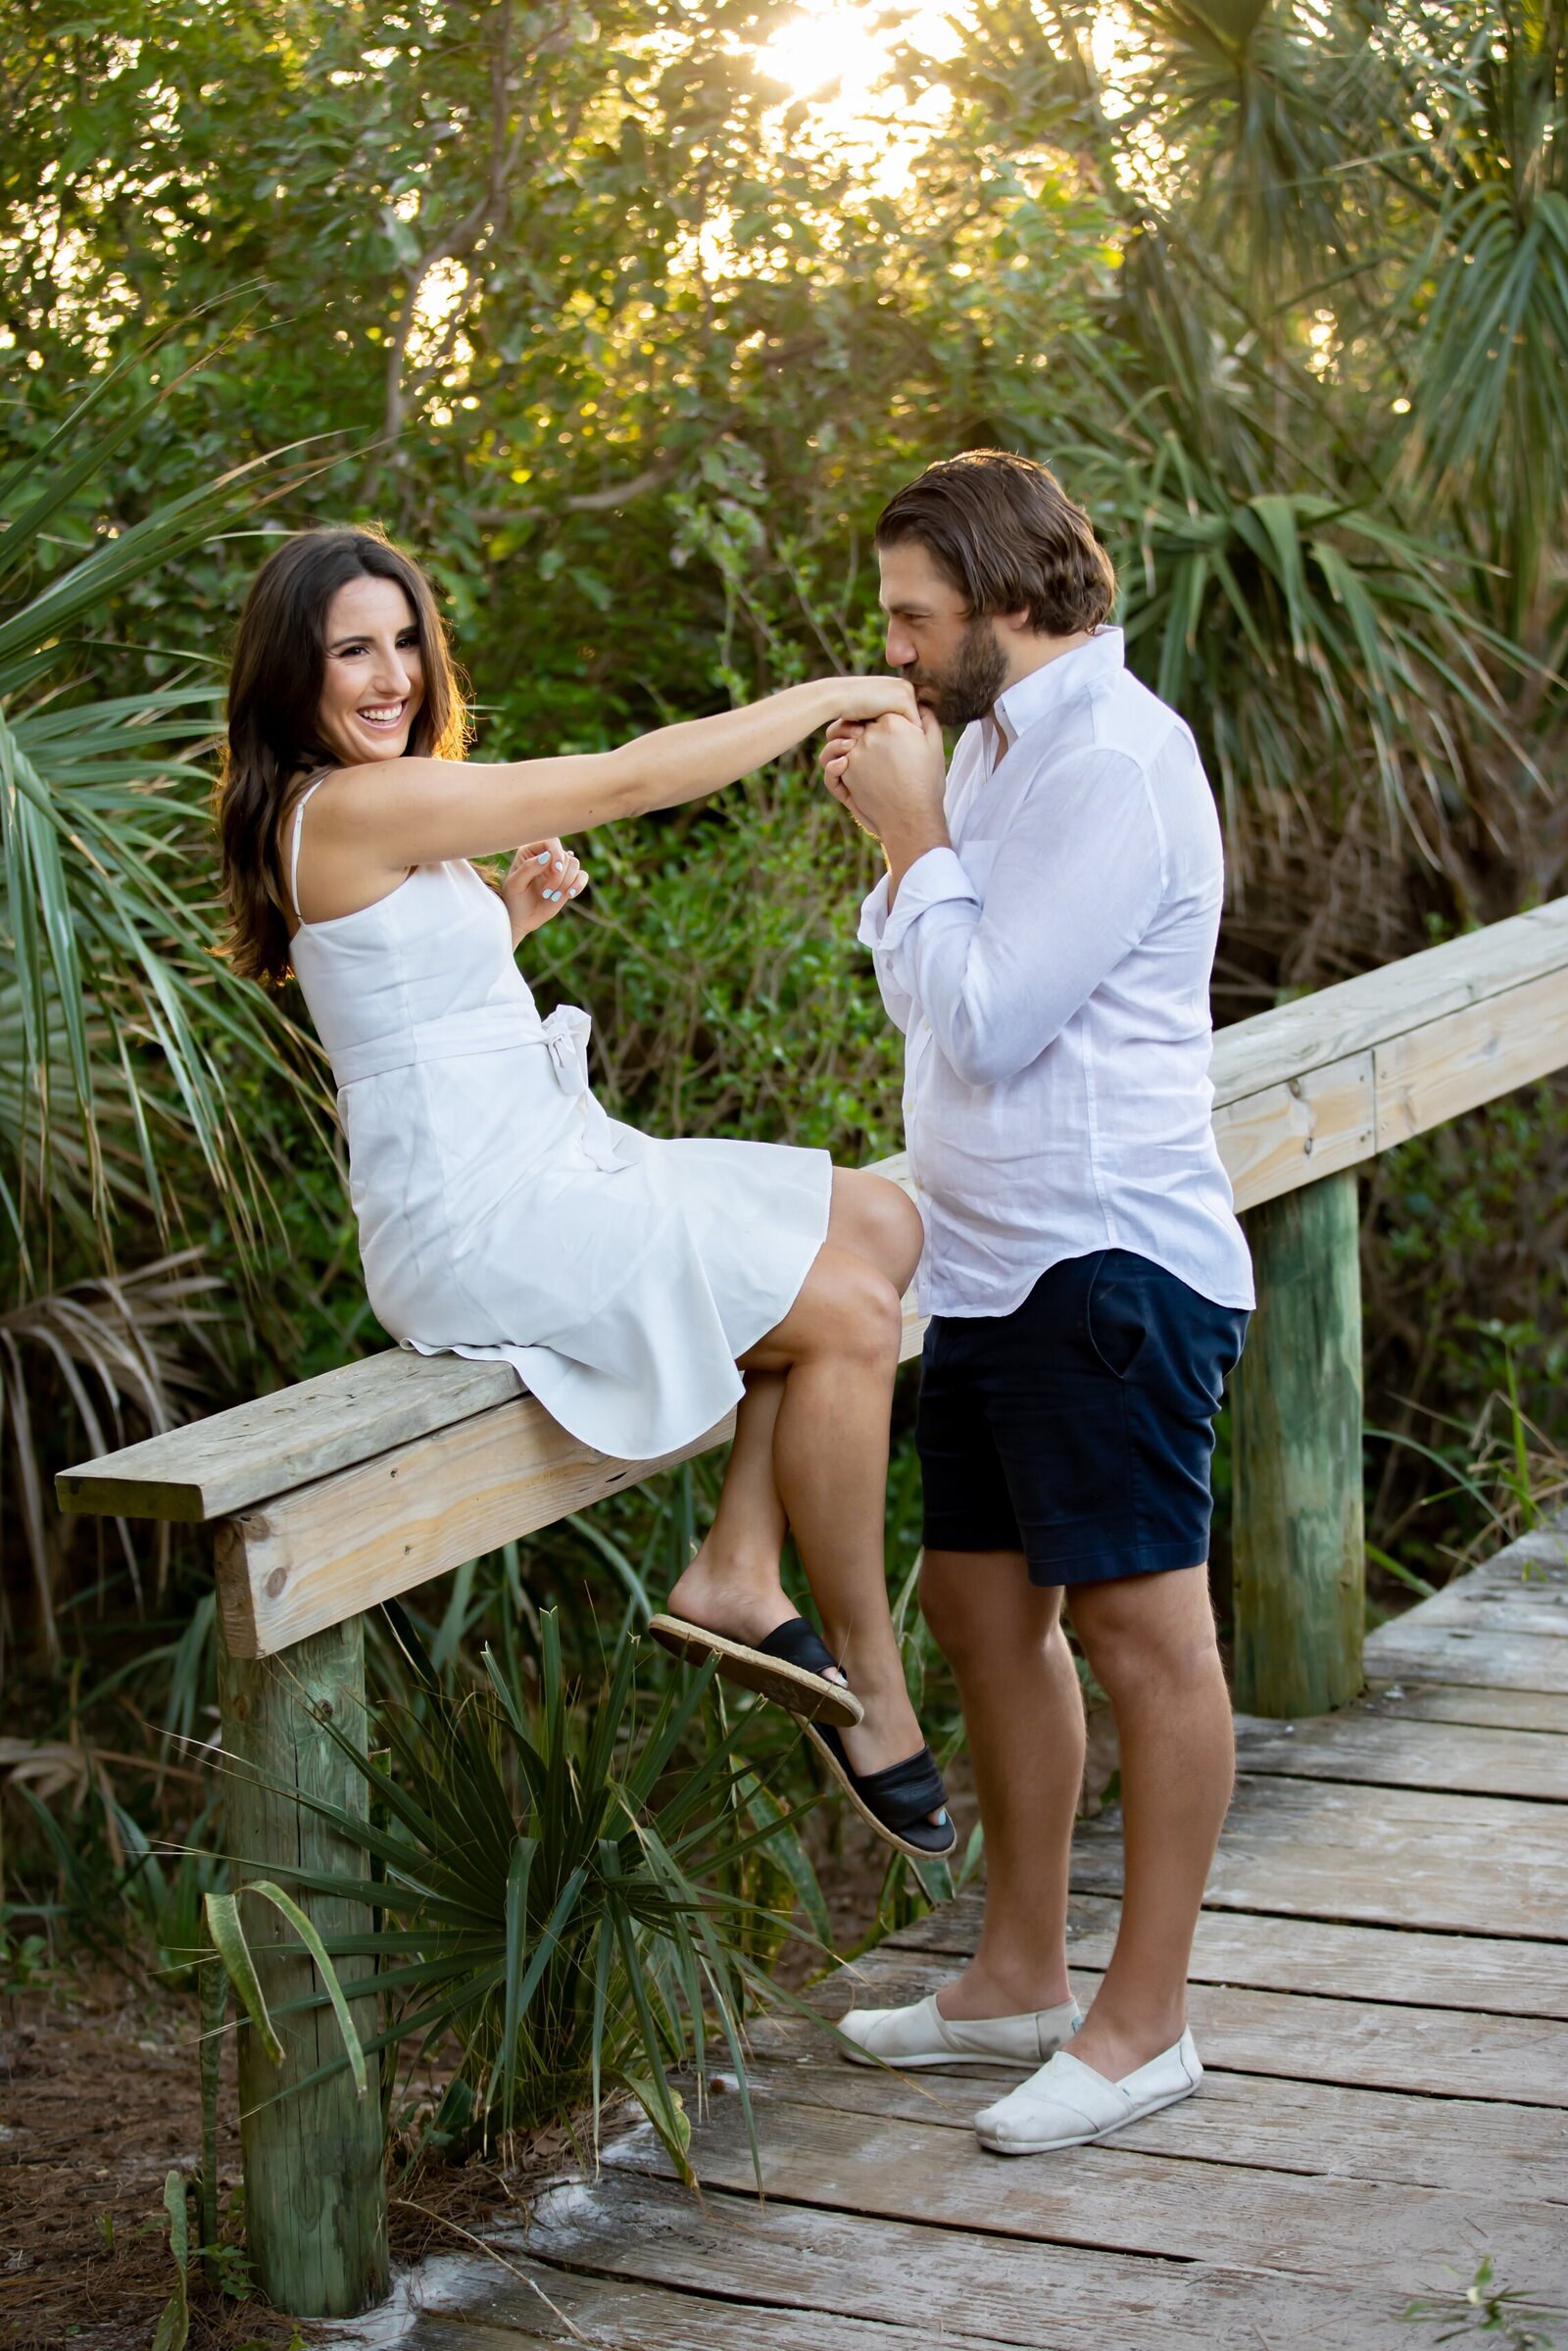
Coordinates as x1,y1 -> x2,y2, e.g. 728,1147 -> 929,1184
606,2094 -> 1568,2302
804,1950 -> 1568,2106
1376,960 -> 1568,1147
886,1889 -> 1568,2019
522,2172 -> 1448,2349
1209,897 -> 1568,1107
53,1347 -> 521,1523
1068,1775 -> 1568,1937
344,2261 -> 936,2351
1212,1052 -> 1374,1211
1385,1589 -> 1568,1640
1366,1681 -> 1568,1735
740,2048 -> 1568,2199
1365,1622 -> 1568,1692
213,1395 -> 737,1658
1233,1707 -> 1568,1800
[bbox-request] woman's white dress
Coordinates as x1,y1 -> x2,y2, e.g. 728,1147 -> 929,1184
287,781 -> 832,1460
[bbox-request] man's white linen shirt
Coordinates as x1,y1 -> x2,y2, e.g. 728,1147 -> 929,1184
858,628 -> 1254,1318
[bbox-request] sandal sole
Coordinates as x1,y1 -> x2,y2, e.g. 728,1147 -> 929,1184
803,1721 -> 957,1862
647,1615 -> 864,1728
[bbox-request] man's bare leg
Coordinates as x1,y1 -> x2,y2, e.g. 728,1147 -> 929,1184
919,1549 -> 1084,2016
1063,1564 -> 1233,2080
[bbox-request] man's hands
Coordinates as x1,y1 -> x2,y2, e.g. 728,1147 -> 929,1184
819,704 -> 951,899
502,837 -> 587,946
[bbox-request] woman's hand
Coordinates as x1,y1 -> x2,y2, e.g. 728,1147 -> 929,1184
831,674 -> 920,725
502,838 -> 587,945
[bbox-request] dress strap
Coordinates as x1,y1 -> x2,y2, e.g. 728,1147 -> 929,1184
288,773 -> 332,926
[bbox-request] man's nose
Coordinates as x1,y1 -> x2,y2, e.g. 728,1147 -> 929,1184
885,626 -> 916,670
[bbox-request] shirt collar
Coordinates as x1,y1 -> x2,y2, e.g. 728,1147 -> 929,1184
988,627 -> 1125,760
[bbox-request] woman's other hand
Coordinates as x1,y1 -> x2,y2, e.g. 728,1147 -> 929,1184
503,838 -> 587,943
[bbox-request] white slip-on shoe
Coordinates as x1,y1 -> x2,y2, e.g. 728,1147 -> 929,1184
974,2027 -> 1202,2153
837,1992 -> 1082,2071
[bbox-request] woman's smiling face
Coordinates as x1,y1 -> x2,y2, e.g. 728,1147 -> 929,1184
315,572 -> 426,765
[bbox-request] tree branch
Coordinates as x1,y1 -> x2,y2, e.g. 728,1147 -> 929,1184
381,0 -> 560,449
467,452 -> 686,529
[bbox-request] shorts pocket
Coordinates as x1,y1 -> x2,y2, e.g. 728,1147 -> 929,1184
1085,1253 -> 1151,1383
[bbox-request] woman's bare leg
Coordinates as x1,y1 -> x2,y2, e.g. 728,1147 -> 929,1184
759,1252 -> 921,1781
668,1166 -> 918,1644
665,1369 -> 811,1650
665,1171 -> 935,1795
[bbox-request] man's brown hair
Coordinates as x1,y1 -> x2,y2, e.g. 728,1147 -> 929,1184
875,449 -> 1116,636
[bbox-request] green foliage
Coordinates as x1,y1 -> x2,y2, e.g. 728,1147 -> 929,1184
223,1602 -> 828,2180
1363,1074 -> 1568,1576
152,2170 -> 190,2351
0,366 -> 315,1265
1404,2253 -> 1558,2346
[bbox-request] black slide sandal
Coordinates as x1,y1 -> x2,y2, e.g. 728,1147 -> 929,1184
647,1613 -> 864,1728
804,1722 -> 957,1860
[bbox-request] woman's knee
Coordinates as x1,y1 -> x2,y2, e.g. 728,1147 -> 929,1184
830,1168 -> 923,1293
791,1246 -> 904,1365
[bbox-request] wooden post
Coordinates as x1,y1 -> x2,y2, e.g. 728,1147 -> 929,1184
1232,1168 -> 1365,1717
217,1607 -> 388,2317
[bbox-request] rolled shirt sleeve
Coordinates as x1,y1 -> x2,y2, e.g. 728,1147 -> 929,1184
878,752 -> 1166,1089
858,869 -> 955,1037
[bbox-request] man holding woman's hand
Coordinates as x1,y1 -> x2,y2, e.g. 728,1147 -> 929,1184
821,450 -> 1254,2157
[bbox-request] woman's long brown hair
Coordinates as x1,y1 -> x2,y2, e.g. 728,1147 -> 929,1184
215,526 -> 469,985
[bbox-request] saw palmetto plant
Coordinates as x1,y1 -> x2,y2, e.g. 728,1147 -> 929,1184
207,1607 -> 829,2180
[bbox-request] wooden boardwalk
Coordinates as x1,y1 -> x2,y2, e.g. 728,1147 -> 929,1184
354,1529 -> 1568,2350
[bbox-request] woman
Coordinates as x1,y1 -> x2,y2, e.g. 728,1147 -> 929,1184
216,526 -> 953,1859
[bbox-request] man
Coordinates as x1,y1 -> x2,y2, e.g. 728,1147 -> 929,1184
821,449 -> 1253,2155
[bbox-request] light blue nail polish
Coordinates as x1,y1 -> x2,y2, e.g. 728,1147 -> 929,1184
536,852 -> 549,863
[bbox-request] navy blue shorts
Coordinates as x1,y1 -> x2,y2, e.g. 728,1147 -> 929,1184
916,1249 -> 1250,1587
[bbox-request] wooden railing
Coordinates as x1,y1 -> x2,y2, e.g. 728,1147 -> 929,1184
55,894 -> 1568,2318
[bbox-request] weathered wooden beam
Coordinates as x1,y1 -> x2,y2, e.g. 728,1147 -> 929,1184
217,1611 -> 387,2316
1232,1169 -> 1365,1716
1214,1052 -> 1375,1213
1209,897 -> 1568,1109
216,1395 -> 740,1658
54,1348 -> 519,1523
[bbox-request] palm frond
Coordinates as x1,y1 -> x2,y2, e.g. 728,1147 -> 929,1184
0,1254 -> 222,1662
0,380 -> 325,1266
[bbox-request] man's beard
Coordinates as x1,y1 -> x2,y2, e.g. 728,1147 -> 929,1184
906,617 -> 1009,727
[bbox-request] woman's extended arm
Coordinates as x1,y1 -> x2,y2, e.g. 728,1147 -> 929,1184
316,676 -> 917,873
